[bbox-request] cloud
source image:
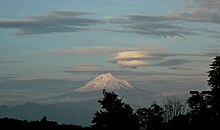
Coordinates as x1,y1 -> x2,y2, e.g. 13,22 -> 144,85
45,46 -> 137,56
0,74 -> 21,82
109,51 -> 152,60
62,64 -> 147,76
108,51 -> 194,68
63,64 -> 126,75
193,0 -> 220,11
169,67 -> 195,71
1,1 -> 219,38
1,2 -> 219,37
108,51 -> 153,68
45,46 -> 210,58
0,60 -> 24,64
105,0 -> 220,38
0,10 -> 100,35
125,23 -> 193,37
169,0 -> 220,24
63,64 -> 204,78
155,59 -> 190,66
63,64 -> 112,73
202,50 -> 220,57
0,76 -> 18,81
169,11 -> 220,24
116,60 -> 148,68
105,14 -> 195,37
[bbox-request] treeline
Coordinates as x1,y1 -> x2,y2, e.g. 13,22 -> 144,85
0,56 -> 220,130
91,56 -> 220,130
91,90 -> 219,130
0,116 -> 89,129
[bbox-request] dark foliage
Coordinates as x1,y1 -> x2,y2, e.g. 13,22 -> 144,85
91,90 -> 139,130
208,56 -> 220,94
208,56 -> 220,117
185,55 -> 220,129
0,117 -> 86,129
136,102 -> 164,130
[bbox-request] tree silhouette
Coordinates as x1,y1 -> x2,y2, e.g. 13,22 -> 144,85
185,56 -> 220,129
162,96 -> 187,122
136,102 -> 164,130
208,56 -> 220,117
187,92 -> 213,128
0,117 -> 83,129
40,116 -> 47,122
91,90 -> 139,130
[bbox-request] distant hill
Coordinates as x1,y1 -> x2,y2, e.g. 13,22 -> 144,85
0,73 -> 162,126
0,102 -> 96,126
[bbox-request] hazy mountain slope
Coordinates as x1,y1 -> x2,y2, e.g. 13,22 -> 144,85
0,102 -> 96,126
0,73 -> 162,126
38,73 -> 160,106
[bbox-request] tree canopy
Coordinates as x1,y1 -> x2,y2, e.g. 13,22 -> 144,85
136,102 -> 164,130
91,90 -> 139,130
208,56 -> 220,117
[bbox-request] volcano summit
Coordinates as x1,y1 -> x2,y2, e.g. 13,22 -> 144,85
74,73 -> 134,92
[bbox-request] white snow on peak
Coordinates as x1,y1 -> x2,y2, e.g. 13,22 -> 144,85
94,72 -> 115,81
74,73 -> 134,92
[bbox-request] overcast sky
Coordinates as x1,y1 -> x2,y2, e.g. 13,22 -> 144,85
1,0 -> 220,105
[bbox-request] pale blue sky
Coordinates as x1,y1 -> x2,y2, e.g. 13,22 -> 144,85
0,0 -> 220,105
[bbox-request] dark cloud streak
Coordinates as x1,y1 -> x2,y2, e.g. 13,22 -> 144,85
0,10 -> 101,35
0,60 -> 24,64
1,1 -> 220,37
105,14 -> 195,37
105,0 -> 220,38
155,59 -> 190,66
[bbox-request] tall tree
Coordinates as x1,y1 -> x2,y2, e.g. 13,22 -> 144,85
187,92 -> 212,126
91,90 -> 139,130
162,96 -> 187,122
136,102 -> 164,130
208,56 -> 220,117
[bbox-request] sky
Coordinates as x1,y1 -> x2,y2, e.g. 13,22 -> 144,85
0,0 -> 220,105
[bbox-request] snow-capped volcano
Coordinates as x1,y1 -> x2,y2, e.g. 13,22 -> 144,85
38,72 -> 161,107
74,73 -> 134,92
